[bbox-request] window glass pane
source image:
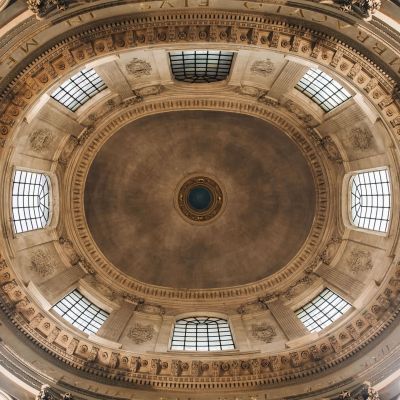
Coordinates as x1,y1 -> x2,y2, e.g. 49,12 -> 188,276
170,316 -> 235,351
169,51 -> 234,83
52,290 -> 109,334
295,68 -> 351,112
51,68 -> 106,112
296,288 -> 351,333
12,170 -> 51,234
350,169 -> 391,233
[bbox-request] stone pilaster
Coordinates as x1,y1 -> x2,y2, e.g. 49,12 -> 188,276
94,60 -> 133,99
96,301 -> 134,342
154,316 -> 174,352
267,61 -> 308,100
316,263 -> 364,302
38,264 -> 85,305
267,299 -> 308,340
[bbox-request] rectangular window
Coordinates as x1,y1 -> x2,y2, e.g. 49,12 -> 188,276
169,51 -> 234,83
51,68 -> 106,112
53,290 -> 109,334
295,68 -> 351,112
296,288 -> 351,332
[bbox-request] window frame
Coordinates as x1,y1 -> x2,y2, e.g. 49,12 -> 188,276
169,315 -> 236,352
346,167 -> 391,235
168,50 -> 235,84
52,289 -> 109,335
50,67 -> 107,112
11,168 -> 52,235
295,288 -> 352,333
295,67 -> 352,112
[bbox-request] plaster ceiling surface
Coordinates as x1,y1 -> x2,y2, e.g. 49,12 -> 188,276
84,110 -> 316,289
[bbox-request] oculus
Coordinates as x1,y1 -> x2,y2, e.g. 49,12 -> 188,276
176,176 -> 224,224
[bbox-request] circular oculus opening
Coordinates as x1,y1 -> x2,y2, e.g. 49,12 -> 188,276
188,186 -> 213,211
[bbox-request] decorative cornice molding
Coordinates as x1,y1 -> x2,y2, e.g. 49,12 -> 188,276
0,256 -> 399,390
65,95 -> 331,301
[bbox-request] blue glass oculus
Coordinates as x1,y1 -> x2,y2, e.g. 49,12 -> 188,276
188,186 -> 213,211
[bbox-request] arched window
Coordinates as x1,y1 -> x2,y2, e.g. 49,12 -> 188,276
350,168 -> 391,233
52,290 -> 109,334
171,316 -> 235,351
11,170 -> 50,234
169,51 -> 234,83
51,67 -> 106,111
296,68 -> 351,112
296,288 -> 351,333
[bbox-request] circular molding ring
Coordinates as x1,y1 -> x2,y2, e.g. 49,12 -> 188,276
65,97 -> 333,301
175,174 -> 226,225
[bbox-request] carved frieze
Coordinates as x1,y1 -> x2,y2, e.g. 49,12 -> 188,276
127,323 -> 155,344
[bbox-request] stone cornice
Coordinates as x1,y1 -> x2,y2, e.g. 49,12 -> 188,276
0,253 -> 399,391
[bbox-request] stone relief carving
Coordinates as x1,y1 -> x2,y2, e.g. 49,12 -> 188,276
29,128 -> 53,152
284,100 -> 313,124
335,0 -> 381,21
350,127 -> 373,150
308,129 -> 343,163
30,249 -> 55,278
283,274 -> 317,300
125,58 -> 152,78
347,249 -> 373,273
339,382 -> 381,399
27,0 -> 68,18
136,302 -> 165,315
127,323 -> 155,344
319,237 -> 342,265
251,323 -> 277,343
250,59 -> 275,77
237,299 -> 267,314
134,85 -> 162,97
84,275 -> 117,301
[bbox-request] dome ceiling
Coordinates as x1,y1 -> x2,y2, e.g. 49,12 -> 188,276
0,2 -> 399,399
84,111 -> 316,288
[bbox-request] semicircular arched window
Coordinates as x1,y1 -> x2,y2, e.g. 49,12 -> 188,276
171,316 -> 235,351
350,168 -> 391,233
11,170 -> 51,234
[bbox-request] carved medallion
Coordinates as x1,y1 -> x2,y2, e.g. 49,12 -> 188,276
29,129 -> 53,152
30,249 -> 55,277
251,323 -> 277,343
125,58 -> 152,78
350,128 -> 373,150
250,59 -> 275,77
347,249 -> 373,273
127,323 -> 155,344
